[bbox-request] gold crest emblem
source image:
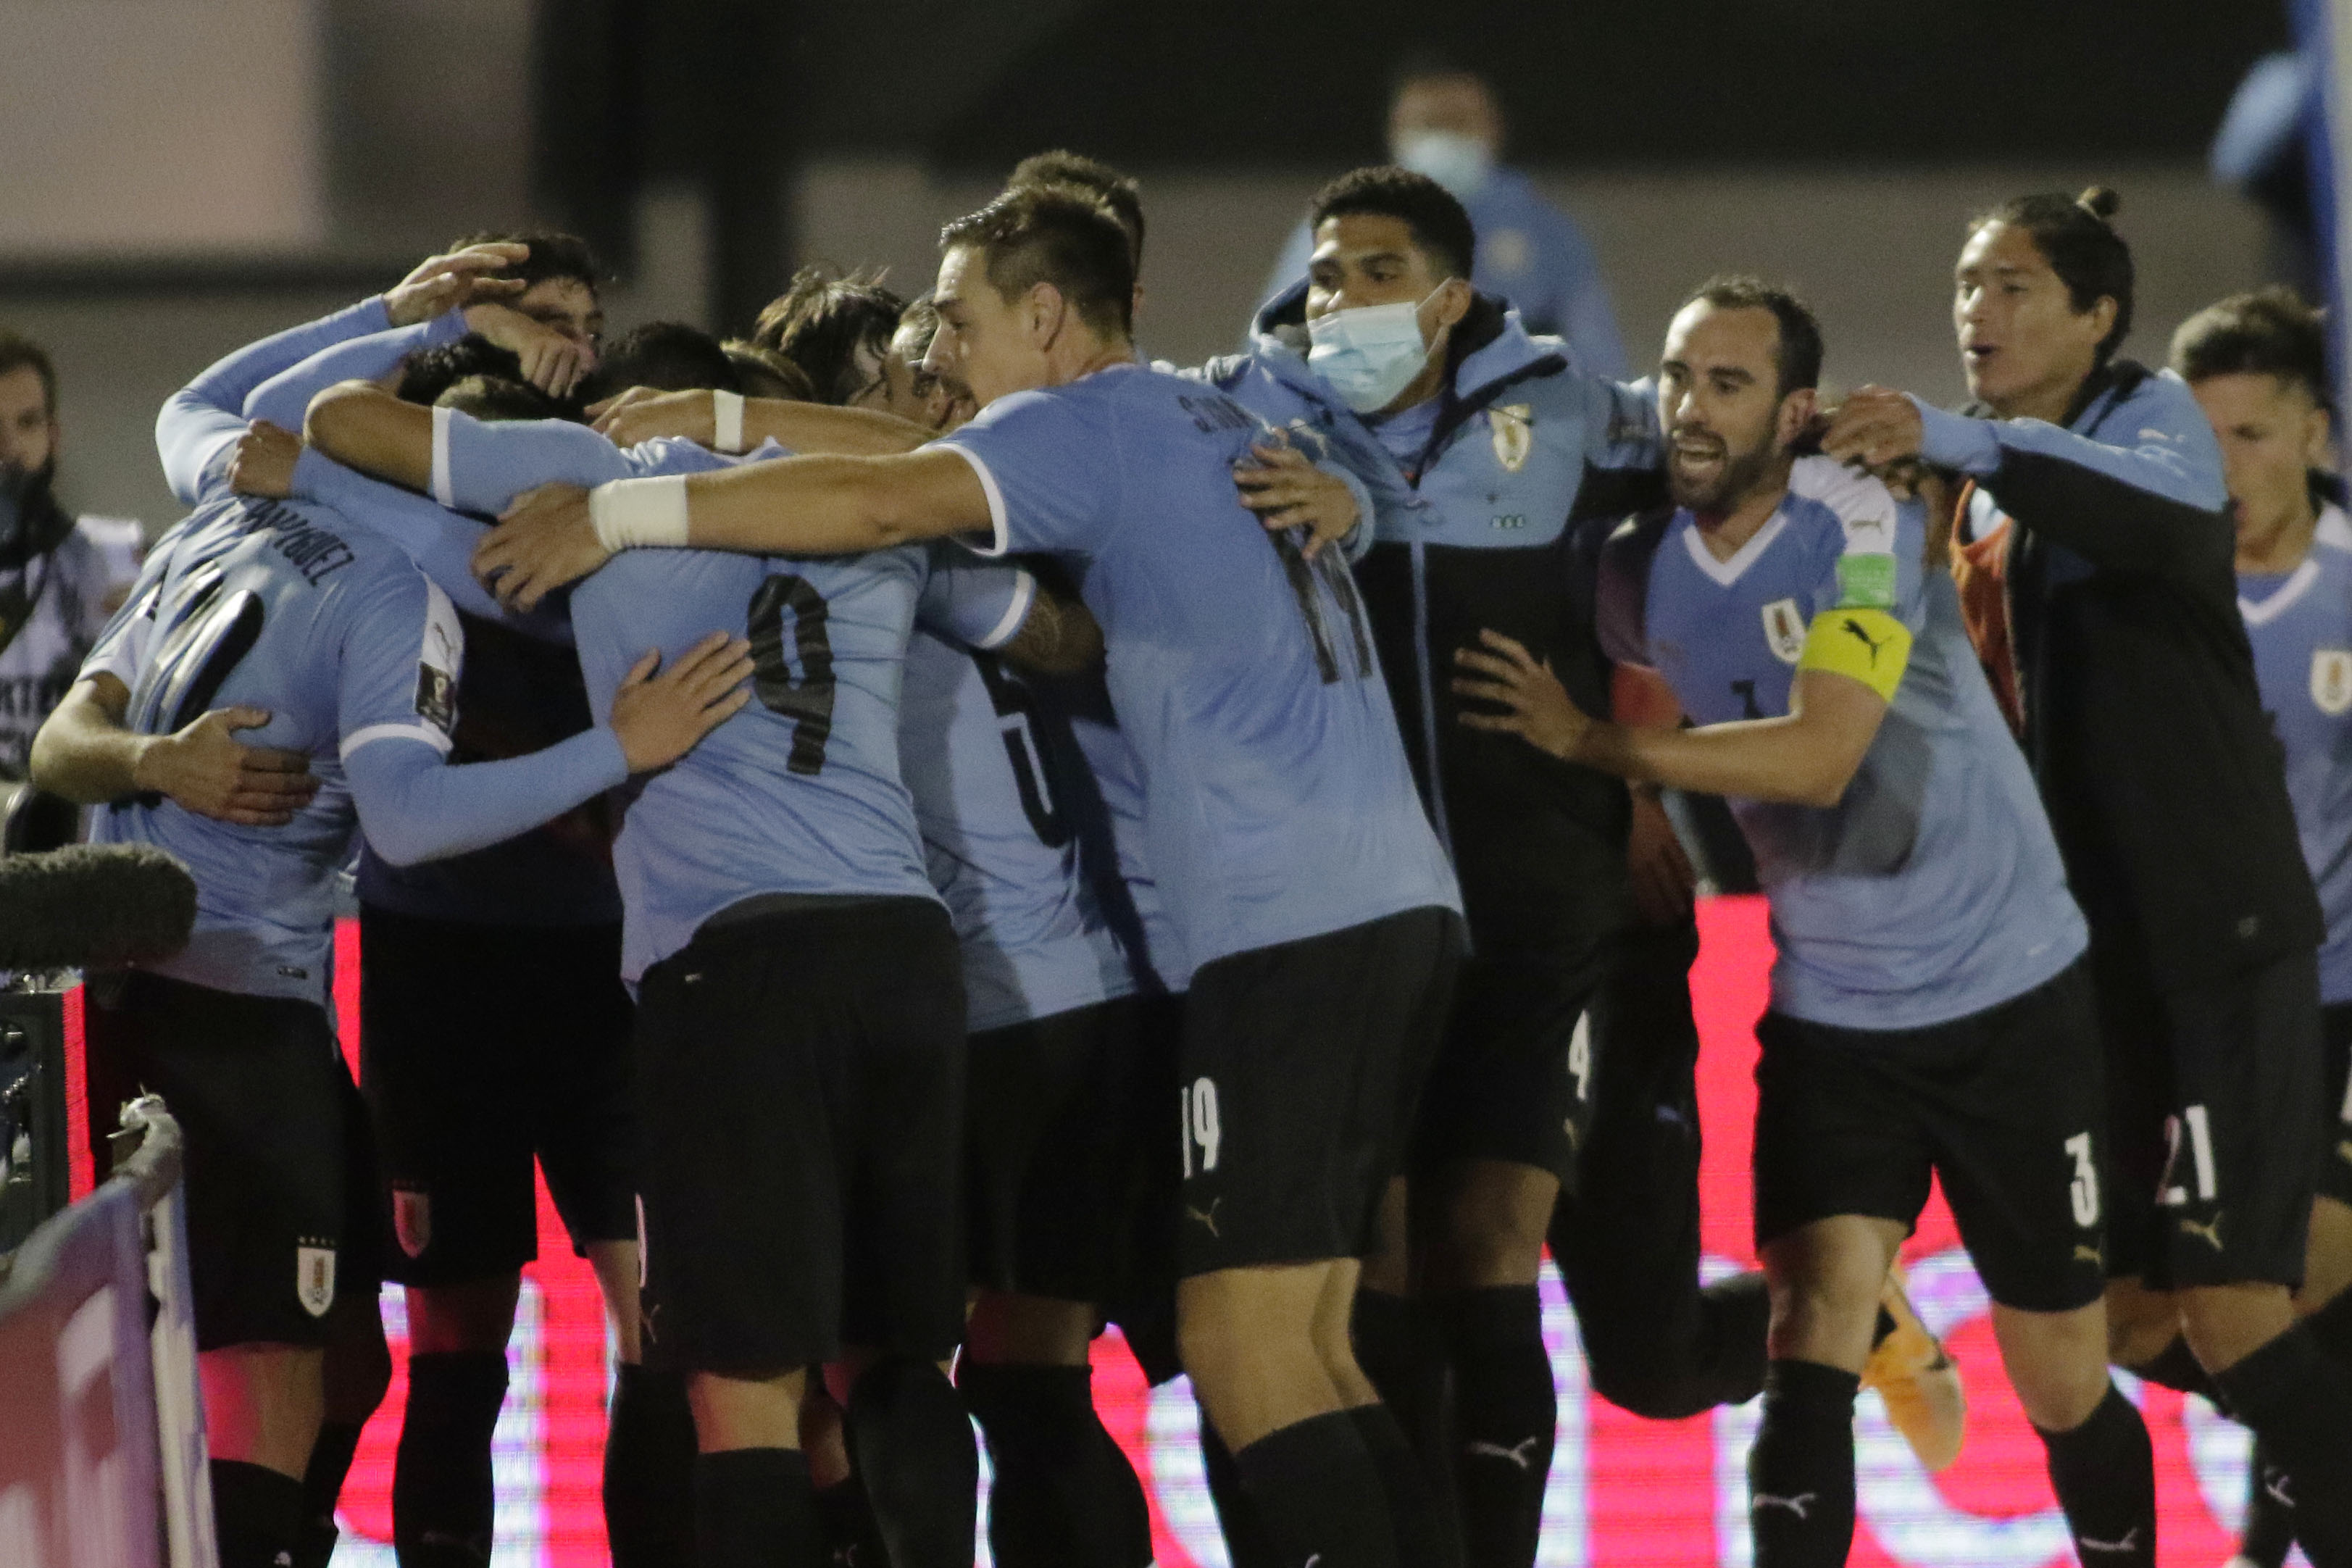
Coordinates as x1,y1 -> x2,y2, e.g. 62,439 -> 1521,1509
2314,649 -> 2352,716
1761,598 -> 1806,665
1489,404 -> 1533,473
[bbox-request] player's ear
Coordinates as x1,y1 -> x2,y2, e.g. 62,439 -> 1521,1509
1026,280 -> 1064,349
1777,385 -> 1818,447
1435,276 -> 1473,330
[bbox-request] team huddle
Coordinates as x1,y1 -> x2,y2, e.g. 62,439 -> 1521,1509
22,143 -> 2352,1568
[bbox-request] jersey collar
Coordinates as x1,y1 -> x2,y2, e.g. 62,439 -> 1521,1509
1677,504 -> 1790,588
2240,554 -> 2323,625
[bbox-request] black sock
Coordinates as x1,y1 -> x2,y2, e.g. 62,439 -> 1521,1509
2032,1383 -> 2155,1568
2240,1435 -> 2297,1568
212,1458 -> 304,1568
2214,1325 -> 2352,1568
1747,1359 -> 1859,1568
1230,1409 -> 1399,1568
605,1361 -> 698,1568
293,1419 -> 364,1568
393,1350 -> 509,1567
815,1472 -> 890,1568
693,1447 -> 819,1568
960,1361 -> 1151,1567
1199,1396 -> 1283,1568
2127,1335 -> 2223,1406
846,1356 -> 978,1568
1354,1288 -> 1455,1494
1431,1285 -> 1550,1568
1349,1403 -> 1465,1568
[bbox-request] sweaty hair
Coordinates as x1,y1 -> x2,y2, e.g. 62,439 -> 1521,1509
396,338 -> 585,421
1008,150 -> 1145,267
751,266 -> 906,406
1306,166 -> 1476,283
722,340 -> 815,401
448,230 -> 605,296
1969,187 -> 2134,363
436,375 -> 569,423
0,329 -> 57,415
1682,275 -> 1825,397
2171,286 -> 2330,409
938,183 -> 1137,340
591,321 -> 741,398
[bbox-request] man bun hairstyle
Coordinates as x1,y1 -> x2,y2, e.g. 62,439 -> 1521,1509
1682,275 -> 1824,397
1306,166 -> 1476,283
1970,186 -> 2135,363
591,321 -> 741,398
938,183 -> 1137,340
751,265 -> 906,406
2171,285 -> 2331,409
1008,150 -> 1145,267
0,329 -> 57,415
449,230 -> 605,296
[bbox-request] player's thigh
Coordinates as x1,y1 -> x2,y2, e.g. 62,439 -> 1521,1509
517,921 -> 641,1259
1925,963 -> 2110,1316
1751,1009 -> 1935,1262
2087,939 -> 2177,1288
1411,944 -> 1606,1203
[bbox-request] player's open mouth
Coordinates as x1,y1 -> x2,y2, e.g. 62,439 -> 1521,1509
1963,343 -> 1998,367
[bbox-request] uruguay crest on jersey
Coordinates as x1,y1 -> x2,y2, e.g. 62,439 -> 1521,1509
2313,649 -> 2352,716
1488,404 -> 1533,473
1761,598 -> 1806,664
296,1241 -> 336,1317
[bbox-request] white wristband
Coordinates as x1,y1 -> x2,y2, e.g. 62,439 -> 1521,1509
710,389 -> 746,454
588,475 -> 691,552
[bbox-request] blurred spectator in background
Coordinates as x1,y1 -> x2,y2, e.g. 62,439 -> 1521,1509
0,329 -> 139,795
1258,55 -> 1626,375
2212,50 -> 2322,296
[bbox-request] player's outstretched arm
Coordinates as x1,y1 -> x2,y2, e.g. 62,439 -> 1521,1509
472,449 -> 991,613
591,387 -> 935,456
304,383 -> 438,495
30,675 -> 320,825
347,631 -> 751,866
1453,630 -> 1890,809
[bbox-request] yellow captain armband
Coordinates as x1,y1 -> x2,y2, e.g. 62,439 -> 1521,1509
1797,607 -> 1912,701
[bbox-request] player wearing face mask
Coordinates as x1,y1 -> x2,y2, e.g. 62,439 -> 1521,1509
1257,57 -> 1625,377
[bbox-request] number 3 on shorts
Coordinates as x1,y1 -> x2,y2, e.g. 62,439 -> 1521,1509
1182,1077 -> 1222,1177
2065,1130 -> 2101,1228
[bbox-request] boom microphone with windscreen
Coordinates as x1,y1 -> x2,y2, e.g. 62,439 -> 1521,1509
0,843 -> 198,972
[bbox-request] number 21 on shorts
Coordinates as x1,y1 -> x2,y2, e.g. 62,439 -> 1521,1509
1182,1077 -> 1222,1177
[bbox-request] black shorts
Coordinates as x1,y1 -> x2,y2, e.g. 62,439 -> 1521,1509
2319,1001 -> 2352,1209
84,972 -> 383,1351
1753,962 -> 2109,1314
359,906 -> 638,1287
966,994 -> 1154,1303
2097,944 -> 2324,1290
1103,992 -> 1188,1388
1175,906 -> 1464,1277
634,897 -> 967,1376
1411,940 -> 1610,1187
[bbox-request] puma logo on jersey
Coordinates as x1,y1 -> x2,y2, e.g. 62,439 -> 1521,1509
1467,1435 -> 1545,1471
1751,1492 -> 1817,1519
2077,1528 -> 2140,1554
2179,1213 -> 2224,1251
1840,616 -> 1893,665
1185,1200 -> 1222,1237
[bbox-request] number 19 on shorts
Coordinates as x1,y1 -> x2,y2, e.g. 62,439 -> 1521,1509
1182,1077 -> 1222,1177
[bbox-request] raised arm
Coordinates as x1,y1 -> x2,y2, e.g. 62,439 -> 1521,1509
591,386 -> 935,456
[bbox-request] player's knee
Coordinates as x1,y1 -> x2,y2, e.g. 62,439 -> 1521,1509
1584,1335 -> 1712,1422
1425,1162 -> 1556,1289
405,1275 -> 522,1355
1993,1305 -> 2111,1431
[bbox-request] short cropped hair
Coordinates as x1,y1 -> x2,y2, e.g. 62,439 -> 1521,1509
751,266 -> 906,406
938,184 -> 1136,339
593,321 -> 741,397
0,330 -> 58,415
437,375 -> 570,423
1008,150 -> 1145,267
1306,166 -> 1476,283
1681,275 -> 1825,397
722,340 -> 816,402
447,230 -> 605,296
2171,285 -> 2330,409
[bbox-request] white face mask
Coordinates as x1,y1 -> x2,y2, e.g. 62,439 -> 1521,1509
1306,287 -> 1447,414
1392,129 -> 1493,199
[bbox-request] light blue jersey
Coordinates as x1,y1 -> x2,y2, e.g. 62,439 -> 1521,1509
438,412 -> 945,980
934,362 -> 1459,969
84,497 -> 464,1004
902,553 -> 1135,1030
2240,504 -> 2352,1004
1597,456 -> 2086,1028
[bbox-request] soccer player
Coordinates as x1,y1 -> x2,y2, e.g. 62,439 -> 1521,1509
28,399 -> 746,1568
1823,188 -> 2352,1564
1456,278 -> 2159,1568
2174,286 -> 2352,1568
472,183 -> 1467,1568
0,329 -> 141,796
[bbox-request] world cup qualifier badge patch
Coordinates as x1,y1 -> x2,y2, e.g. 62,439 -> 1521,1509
1489,404 -> 1534,473
2314,649 -> 2352,717
1761,598 -> 1806,665
296,1240 -> 338,1318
